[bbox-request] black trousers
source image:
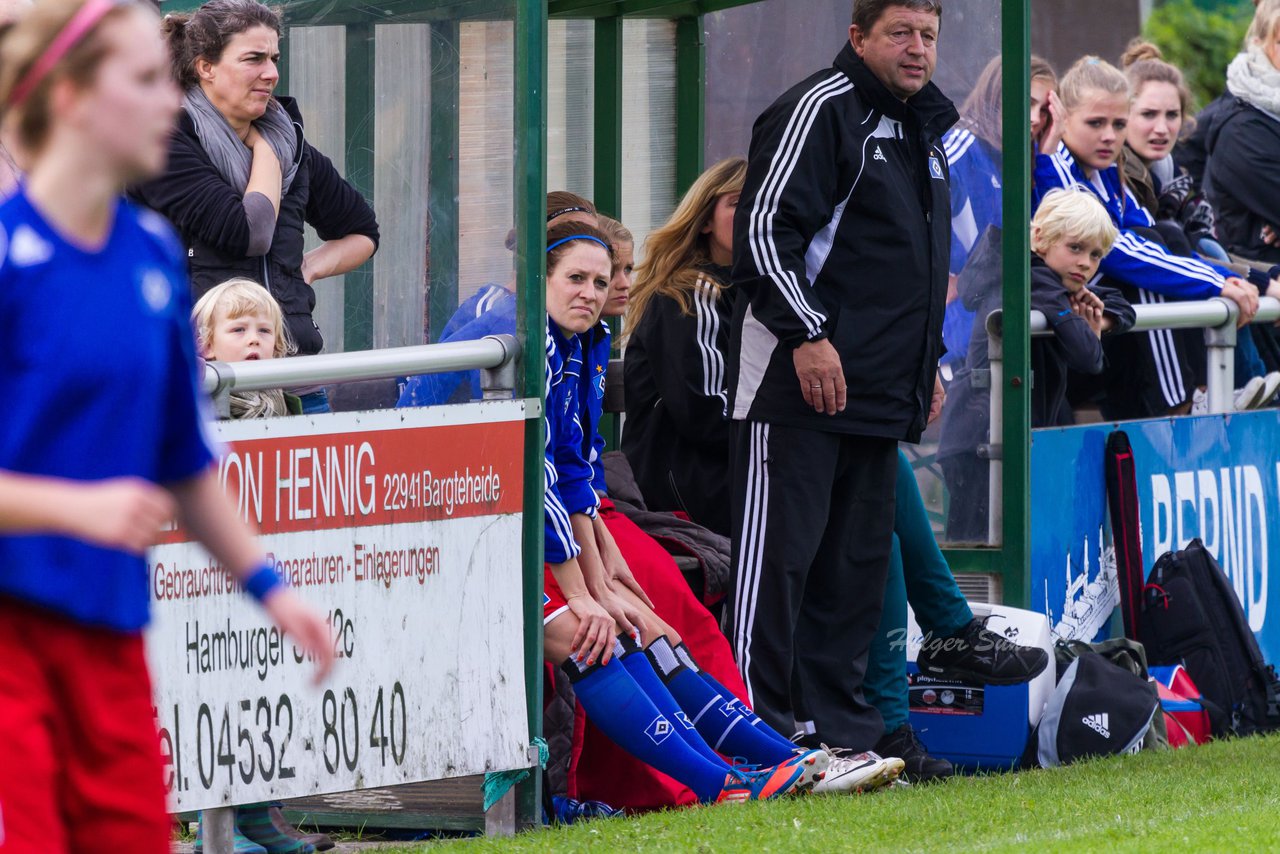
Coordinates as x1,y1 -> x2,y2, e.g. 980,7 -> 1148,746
728,421 -> 897,750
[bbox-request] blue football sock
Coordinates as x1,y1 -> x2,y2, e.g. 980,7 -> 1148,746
649,639 -> 795,766
563,644 -> 730,803
687,655 -> 801,755
617,635 -> 726,768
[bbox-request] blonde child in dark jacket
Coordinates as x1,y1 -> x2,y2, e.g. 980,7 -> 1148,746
191,279 -> 329,853
193,278 -> 303,421
1029,189 -> 1136,426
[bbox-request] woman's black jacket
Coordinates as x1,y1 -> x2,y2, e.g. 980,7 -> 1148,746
131,97 -> 379,355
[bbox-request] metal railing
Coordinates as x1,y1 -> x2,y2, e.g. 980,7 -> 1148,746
201,334 -> 521,415
985,296 -> 1280,544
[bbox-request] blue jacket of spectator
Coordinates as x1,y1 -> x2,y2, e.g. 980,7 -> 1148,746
397,286 -> 516,407
544,319 -> 599,564
942,127 -> 1003,369
1033,143 -> 1232,300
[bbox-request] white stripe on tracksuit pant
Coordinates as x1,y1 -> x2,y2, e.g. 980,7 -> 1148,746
729,420 -> 898,751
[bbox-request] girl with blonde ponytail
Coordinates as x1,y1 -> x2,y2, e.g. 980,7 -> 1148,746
0,4 -> 333,851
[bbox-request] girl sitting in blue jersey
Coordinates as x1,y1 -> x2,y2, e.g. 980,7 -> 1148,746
540,221 -> 829,805
1033,55 -> 1260,419
0,4 -> 334,853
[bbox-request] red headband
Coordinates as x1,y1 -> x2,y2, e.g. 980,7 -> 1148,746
7,0 -> 119,109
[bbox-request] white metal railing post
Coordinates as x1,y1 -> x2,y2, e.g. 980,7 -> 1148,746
201,807 -> 235,854
479,334 -> 520,400
1204,297 -> 1239,415
985,309 -> 1004,546
201,334 -> 521,398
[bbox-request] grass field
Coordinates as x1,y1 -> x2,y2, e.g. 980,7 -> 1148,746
366,733 -> 1280,852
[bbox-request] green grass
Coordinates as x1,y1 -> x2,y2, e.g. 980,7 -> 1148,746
367,734 -> 1280,852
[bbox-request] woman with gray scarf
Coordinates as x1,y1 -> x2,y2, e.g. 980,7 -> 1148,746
131,0 -> 379,414
1204,0 -> 1280,287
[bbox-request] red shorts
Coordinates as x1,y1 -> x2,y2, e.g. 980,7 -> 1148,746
0,599 -> 170,854
543,567 -> 570,625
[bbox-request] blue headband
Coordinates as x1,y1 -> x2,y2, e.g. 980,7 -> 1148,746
546,235 -> 610,254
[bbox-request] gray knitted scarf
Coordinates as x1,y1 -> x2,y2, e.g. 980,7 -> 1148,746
1227,46 -> 1280,121
183,86 -> 299,195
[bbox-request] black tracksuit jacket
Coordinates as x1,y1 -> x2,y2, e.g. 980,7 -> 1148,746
727,43 -> 958,442
622,264 -> 736,536
1204,98 -> 1280,266
131,97 -> 379,355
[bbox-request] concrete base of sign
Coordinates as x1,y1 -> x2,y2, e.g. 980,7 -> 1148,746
484,789 -> 516,837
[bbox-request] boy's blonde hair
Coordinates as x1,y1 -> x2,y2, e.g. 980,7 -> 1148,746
192,278 -> 293,359
1031,189 -> 1119,256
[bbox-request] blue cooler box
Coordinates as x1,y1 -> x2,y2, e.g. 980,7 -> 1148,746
905,603 -> 1057,771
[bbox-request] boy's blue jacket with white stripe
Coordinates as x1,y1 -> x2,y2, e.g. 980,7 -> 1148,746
727,43 -> 958,442
1033,144 -> 1231,299
544,319 -> 599,564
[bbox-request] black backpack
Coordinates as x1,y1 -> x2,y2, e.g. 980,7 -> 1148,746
1139,538 -> 1280,737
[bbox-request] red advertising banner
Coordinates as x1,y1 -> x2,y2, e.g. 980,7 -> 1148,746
158,419 -> 524,544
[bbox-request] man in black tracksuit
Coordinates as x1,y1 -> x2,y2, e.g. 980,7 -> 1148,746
727,0 -> 956,751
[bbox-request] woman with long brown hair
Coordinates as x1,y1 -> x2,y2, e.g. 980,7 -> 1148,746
941,54 -> 1057,375
621,156 -> 746,537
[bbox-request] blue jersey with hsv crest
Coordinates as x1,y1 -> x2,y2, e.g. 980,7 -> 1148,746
0,190 -> 216,632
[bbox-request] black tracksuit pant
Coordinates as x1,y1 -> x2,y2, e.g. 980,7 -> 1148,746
729,420 -> 897,750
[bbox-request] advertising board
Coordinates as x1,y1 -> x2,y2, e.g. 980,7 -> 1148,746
1030,412 -> 1278,663
146,402 -> 530,811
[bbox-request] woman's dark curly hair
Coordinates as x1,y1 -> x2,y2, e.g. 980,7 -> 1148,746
162,0 -> 280,89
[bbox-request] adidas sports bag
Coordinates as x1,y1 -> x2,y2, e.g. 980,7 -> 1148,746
1027,652 -> 1159,767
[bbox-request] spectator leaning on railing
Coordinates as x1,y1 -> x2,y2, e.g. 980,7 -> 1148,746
938,189 -> 1135,540
1204,0 -> 1280,291
1033,55 -> 1259,420
191,278 -> 332,854
1120,39 -> 1280,410
131,0 -> 379,414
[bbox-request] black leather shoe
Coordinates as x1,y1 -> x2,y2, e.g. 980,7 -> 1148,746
916,617 -> 1049,685
874,724 -> 954,784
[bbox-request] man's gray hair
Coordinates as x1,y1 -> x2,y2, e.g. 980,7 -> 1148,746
852,0 -> 943,31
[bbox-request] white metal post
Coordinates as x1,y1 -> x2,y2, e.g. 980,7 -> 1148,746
986,311 -> 1004,546
1204,297 -> 1239,415
201,807 -> 235,854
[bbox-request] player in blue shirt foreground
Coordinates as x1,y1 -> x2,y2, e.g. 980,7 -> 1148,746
0,3 -> 333,852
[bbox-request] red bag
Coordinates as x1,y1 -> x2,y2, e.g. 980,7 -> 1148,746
1151,664 -> 1211,747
